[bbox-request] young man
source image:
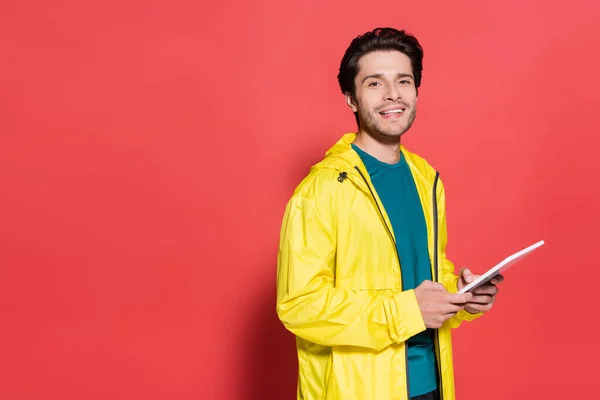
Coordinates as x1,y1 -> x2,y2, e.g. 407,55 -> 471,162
276,28 -> 503,400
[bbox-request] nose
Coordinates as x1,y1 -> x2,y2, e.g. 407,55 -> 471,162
384,85 -> 401,102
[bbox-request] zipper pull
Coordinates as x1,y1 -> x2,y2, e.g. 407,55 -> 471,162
337,172 -> 348,182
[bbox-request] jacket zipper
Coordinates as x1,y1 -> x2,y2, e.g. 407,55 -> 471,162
353,166 -> 412,400
432,171 -> 443,400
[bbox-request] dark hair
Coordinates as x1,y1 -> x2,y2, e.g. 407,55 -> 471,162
337,27 -> 424,97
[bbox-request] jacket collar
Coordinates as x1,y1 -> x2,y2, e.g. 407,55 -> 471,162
323,133 -> 437,186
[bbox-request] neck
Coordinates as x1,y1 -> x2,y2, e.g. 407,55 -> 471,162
353,131 -> 401,164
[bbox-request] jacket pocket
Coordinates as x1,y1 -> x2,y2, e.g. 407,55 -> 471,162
327,344 -> 407,400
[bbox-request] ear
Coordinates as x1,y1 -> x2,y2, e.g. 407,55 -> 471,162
345,92 -> 358,112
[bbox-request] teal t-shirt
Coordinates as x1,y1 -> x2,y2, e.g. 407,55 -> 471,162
352,144 -> 438,397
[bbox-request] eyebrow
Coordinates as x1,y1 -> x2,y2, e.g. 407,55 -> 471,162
361,73 -> 414,83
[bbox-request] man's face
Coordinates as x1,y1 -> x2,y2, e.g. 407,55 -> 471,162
346,50 -> 418,140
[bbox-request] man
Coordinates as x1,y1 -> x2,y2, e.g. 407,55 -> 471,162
276,28 -> 503,400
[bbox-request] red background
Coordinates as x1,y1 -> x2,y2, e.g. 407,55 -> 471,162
1,1 -> 599,399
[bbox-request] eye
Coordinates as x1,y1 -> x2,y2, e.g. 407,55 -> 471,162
399,79 -> 412,85
368,81 -> 381,87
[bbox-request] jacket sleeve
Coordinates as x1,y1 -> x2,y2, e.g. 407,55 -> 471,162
436,179 -> 482,328
276,193 -> 426,351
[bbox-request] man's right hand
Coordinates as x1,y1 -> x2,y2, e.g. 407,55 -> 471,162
413,280 -> 472,328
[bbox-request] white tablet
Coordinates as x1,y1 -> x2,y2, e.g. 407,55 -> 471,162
457,240 -> 545,294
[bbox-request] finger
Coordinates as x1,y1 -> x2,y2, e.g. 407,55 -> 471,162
441,312 -> 458,322
468,294 -> 495,305
445,292 -> 472,304
467,302 -> 493,313
472,284 -> 499,296
490,275 -> 505,285
442,303 -> 464,314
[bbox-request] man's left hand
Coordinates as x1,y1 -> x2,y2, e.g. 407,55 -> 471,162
457,268 -> 504,314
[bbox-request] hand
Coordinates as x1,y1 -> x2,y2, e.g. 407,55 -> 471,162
457,268 -> 504,314
414,280 -> 472,328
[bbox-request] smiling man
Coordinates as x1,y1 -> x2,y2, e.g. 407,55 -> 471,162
276,28 -> 503,400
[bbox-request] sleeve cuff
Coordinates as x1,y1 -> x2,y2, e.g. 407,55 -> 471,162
389,289 -> 426,343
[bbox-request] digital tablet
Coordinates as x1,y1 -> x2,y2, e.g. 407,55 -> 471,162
458,240 -> 545,294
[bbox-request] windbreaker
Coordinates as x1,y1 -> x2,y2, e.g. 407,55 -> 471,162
276,133 -> 481,400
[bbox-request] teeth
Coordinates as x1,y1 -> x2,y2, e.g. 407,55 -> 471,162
382,109 -> 404,115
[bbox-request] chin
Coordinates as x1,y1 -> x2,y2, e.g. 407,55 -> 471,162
379,127 -> 408,138
369,130 -> 405,143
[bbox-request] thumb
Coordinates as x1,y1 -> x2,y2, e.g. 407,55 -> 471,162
460,267 -> 474,284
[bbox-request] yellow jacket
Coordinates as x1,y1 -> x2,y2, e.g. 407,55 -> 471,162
276,133 -> 480,400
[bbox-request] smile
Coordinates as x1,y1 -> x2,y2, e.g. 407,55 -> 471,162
379,108 -> 406,115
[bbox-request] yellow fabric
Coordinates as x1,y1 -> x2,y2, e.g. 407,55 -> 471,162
276,133 -> 481,400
